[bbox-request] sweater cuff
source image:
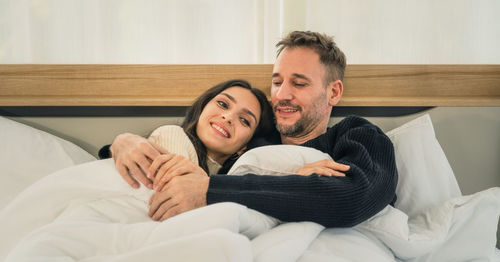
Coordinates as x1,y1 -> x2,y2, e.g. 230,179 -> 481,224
206,174 -> 254,205
98,144 -> 112,159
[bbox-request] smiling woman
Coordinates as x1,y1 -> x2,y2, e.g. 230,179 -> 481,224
196,87 -> 262,165
179,79 -> 274,175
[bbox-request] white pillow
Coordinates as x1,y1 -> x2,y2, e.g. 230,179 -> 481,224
228,145 -> 331,176
386,114 -> 461,217
0,117 -> 97,209
228,114 -> 461,218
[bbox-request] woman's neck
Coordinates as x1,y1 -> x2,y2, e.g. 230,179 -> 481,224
207,151 -> 228,165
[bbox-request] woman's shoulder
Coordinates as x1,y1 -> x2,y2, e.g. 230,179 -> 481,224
150,125 -> 185,135
149,125 -> 199,165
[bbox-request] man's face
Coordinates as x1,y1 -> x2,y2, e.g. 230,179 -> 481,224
271,47 -> 331,138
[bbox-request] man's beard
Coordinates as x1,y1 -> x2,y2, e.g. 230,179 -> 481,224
274,102 -> 323,138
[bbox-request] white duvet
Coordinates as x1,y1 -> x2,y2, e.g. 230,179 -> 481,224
0,159 -> 498,262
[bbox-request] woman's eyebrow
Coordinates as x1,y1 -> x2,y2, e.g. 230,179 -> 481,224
221,92 -> 257,123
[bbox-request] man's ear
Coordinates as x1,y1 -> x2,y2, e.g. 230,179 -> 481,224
327,80 -> 343,106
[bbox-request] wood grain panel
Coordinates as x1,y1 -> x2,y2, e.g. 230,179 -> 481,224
342,65 -> 500,106
1,64 -> 499,106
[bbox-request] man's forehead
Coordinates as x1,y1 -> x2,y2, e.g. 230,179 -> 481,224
272,47 -> 323,79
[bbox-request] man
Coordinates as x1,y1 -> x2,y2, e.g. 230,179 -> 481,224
104,31 -> 397,227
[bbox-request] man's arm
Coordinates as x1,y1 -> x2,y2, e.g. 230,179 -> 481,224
207,116 -> 398,227
98,145 -> 112,159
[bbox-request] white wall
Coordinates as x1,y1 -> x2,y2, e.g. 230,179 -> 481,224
2,0 -> 499,64
0,0 -> 280,63
301,0 -> 500,64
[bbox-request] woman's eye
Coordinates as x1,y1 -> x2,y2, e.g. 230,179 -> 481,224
240,118 -> 250,127
217,100 -> 228,108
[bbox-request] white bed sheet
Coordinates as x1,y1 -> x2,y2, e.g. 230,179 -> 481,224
0,159 -> 498,262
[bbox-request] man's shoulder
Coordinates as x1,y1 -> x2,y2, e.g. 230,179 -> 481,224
330,115 -> 381,133
336,115 -> 371,126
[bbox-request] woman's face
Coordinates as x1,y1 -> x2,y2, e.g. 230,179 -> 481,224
196,86 -> 261,164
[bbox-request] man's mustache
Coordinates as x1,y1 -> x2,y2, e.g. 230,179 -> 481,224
273,101 -> 302,112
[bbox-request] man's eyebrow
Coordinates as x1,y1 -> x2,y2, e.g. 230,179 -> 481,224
221,92 -> 258,123
292,73 -> 312,82
271,72 -> 311,82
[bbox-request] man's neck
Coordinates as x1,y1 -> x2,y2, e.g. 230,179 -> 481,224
281,127 -> 326,145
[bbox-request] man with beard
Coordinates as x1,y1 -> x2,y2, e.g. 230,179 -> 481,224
105,31 -> 398,227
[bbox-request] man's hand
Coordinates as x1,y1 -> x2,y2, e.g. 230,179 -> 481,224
148,171 -> 209,221
297,159 -> 350,177
149,154 -> 206,192
110,133 -> 168,189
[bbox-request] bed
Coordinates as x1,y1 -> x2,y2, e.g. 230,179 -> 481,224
0,65 -> 499,261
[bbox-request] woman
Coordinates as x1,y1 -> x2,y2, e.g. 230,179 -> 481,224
145,79 -> 277,192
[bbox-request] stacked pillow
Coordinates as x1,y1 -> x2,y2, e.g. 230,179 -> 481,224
0,117 -> 96,209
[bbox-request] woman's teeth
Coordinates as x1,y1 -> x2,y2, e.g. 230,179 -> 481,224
212,123 -> 229,137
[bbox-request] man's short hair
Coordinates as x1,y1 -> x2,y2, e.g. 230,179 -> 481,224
276,31 -> 346,84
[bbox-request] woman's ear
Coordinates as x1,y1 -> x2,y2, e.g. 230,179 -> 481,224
327,80 -> 343,106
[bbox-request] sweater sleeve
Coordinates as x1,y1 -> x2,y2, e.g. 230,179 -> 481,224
206,116 -> 398,227
148,125 -> 199,166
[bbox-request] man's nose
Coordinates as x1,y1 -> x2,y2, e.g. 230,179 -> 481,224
274,82 -> 293,101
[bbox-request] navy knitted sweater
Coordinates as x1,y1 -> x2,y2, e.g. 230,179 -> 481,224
207,116 -> 398,228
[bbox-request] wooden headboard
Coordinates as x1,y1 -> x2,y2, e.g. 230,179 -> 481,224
1,64 -> 499,106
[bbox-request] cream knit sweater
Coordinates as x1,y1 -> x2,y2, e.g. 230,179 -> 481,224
148,125 -> 221,175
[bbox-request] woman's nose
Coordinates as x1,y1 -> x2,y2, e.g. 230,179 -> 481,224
222,114 -> 232,124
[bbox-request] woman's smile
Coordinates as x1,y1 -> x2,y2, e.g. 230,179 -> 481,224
210,122 -> 230,138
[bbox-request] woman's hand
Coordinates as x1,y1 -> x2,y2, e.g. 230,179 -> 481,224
149,154 -> 208,192
297,159 -> 350,177
110,133 -> 168,189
